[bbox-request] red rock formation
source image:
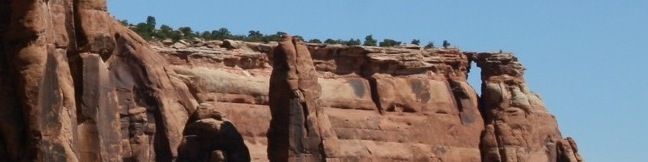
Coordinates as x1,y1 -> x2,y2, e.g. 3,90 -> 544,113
178,103 -> 250,162
310,45 -> 484,161
473,53 -> 582,162
267,36 -> 333,161
160,41 -> 481,161
0,1 -> 582,161
0,0 -> 198,161
158,40 -> 582,162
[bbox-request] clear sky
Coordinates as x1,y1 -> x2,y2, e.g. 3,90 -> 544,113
108,1 -> 647,161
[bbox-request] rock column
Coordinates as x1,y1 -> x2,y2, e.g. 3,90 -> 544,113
475,53 -> 582,162
268,35 -> 333,162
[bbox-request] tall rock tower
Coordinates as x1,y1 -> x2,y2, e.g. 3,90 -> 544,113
0,0 -> 199,161
474,53 -> 582,162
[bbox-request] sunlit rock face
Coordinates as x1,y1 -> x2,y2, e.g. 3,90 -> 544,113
474,53 -> 582,162
159,40 -> 581,161
0,0 -> 580,161
159,39 -> 486,161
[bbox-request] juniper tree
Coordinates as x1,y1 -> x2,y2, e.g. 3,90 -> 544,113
411,39 -> 420,45
363,35 -> 377,46
379,39 -> 401,47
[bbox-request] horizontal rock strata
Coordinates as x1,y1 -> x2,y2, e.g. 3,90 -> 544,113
0,1 -> 581,161
156,39 -> 581,162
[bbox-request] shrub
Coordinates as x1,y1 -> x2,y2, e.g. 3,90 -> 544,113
411,39 -> 420,45
124,16 -> 442,47
443,40 -> 450,48
363,35 -> 377,46
379,39 -> 401,47
424,42 -> 435,48
308,39 -> 322,43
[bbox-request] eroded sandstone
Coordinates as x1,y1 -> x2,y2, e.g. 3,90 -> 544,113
156,38 -> 582,161
473,53 -> 582,162
0,1 -> 581,162
1,0 -> 197,161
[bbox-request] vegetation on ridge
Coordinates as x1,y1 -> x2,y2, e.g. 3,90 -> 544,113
121,16 -> 446,48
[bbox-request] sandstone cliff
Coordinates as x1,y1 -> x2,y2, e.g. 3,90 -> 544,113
0,0 -> 198,161
154,39 -> 582,162
0,0 -> 581,161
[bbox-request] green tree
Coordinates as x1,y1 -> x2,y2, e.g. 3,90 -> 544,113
178,27 -> 195,39
379,39 -> 401,47
324,39 -> 338,44
200,31 -> 211,40
229,34 -> 247,40
146,16 -> 156,29
156,24 -> 174,39
424,42 -> 435,48
308,39 -> 322,43
247,30 -> 263,42
442,40 -> 450,48
127,16 -> 436,47
210,28 -> 232,40
262,31 -> 286,42
363,35 -> 377,46
411,39 -> 420,45
133,16 -> 157,40
134,23 -> 153,40
169,30 -> 182,41
346,39 -> 361,46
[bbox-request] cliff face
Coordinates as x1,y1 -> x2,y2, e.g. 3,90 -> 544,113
155,39 -> 582,161
0,0 -> 198,161
0,0 -> 581,162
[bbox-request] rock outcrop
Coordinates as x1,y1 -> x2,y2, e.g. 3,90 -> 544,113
473,53 -> 583,162
0,1 -> 581,162
267,36 -> 332,161
0,0 -> 199,161
178,103 -> 250,162
157,39 -> 581,161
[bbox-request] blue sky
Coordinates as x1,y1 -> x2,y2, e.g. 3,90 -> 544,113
109,1 -> 647,161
